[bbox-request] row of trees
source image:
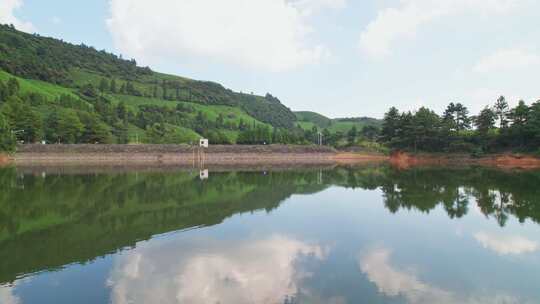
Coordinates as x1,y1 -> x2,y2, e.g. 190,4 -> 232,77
0,78 -> 133,149
380,97 -> 540,153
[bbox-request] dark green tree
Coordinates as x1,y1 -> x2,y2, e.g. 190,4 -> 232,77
0,112 -> 16,152
6,78 -> 20,97
0,80 -> 7,102
322,128 -> 331,145
362,125 -> 380,141
45,108 -> 84,143
494,96 -> 509,128
161,80 -> 168,100
347,126 -> 358,145
146,123 -> 166,144
474,107 -> 496,135
443,102 -> 471,132
110,79 -> 117,93
116,102 -> 128,123
80,83 -> 98,98
411,107 -> 441,152
99,78 -> 109,93
119,83 -> 126,94
78,112 -> 113,144
381,107 -> 400,143
216,113 -> 225,128
2,96 -> 43,143
113,121 -> 129,144
525,101 -> 540,148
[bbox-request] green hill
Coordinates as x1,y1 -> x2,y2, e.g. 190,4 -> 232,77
0,24 -> 295,127
0,24 -> 302,146
0,24 -> 382,148
295,111 -> 382,133
295,111 -> 332,128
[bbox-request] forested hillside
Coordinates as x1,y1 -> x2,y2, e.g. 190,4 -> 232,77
0,24 -> 384,152
0,24 -> 312,150
0,24 -> 297,128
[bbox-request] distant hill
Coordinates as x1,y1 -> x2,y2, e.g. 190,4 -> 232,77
295,111 -> 332,128
295,111 -> 382,133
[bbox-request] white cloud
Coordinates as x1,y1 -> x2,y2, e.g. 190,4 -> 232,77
359,0 -> 521,57
359,247 -> 527,304
473,48 -> 540,73
0,285 -> 21,304
474,232 -> 538,255
0,0 -> 34,32
107,0 -> 341,71
291,0 -> 347,16
107,235 -> 325,304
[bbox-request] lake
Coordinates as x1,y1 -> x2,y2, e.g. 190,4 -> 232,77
1,165 -> 540,304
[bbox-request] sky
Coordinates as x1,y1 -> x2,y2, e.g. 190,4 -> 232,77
1,0 -> 540,119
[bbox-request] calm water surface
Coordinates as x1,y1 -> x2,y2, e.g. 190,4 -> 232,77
1,165 -> 540,304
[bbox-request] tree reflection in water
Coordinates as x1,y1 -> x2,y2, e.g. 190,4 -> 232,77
1,165 -> 539,285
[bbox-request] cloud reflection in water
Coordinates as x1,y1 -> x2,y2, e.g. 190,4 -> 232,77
359,247 -> 528,304
474,232 -> 538,255
107,235 -> 325,304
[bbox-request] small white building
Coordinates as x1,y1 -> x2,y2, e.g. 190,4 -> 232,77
199,138 -> 209,148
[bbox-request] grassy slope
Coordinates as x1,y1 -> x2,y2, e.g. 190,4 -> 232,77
295,110 -> 382,133
295,111 -> 332,128
69,68 -> 294,128
0,70 -> 79,101
2,69 -> 270,143
107,94 -> 271,143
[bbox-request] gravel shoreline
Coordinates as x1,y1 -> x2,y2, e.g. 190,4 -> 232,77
11,144 -> 343,166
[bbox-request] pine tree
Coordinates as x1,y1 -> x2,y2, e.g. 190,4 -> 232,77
110,79 -> 117,93
99,78 -> 109,93
162,80 -> 167,99
381,107 -> 400,143
7,78 -> 20,96
494,96 -> 509,128
0,112 -> 16,152
474,107 -> 496,135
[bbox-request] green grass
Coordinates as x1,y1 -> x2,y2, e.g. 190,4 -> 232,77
0,70 -> 79,100
295,111 -> 332,128
109,94 -> 272,128
164,123 -> 201,143
126,123 -> 148,143
328,121 -> 364,133
296,121 -> 316,130
70,68 -> 150,95
295,110 -> 382,133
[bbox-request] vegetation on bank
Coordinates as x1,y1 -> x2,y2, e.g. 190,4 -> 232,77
380,97 -> 540,155
0,24 -> 387,152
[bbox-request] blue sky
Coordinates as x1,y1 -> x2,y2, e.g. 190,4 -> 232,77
2,0 -> 540,118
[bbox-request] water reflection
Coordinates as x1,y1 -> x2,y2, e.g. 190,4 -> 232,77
473,232 -> 539,255
360,247 -> 453,304
359,247 -> 526,304
0,285 -> 20,304
108,235 -> 324,304
1,165 -> 540,303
